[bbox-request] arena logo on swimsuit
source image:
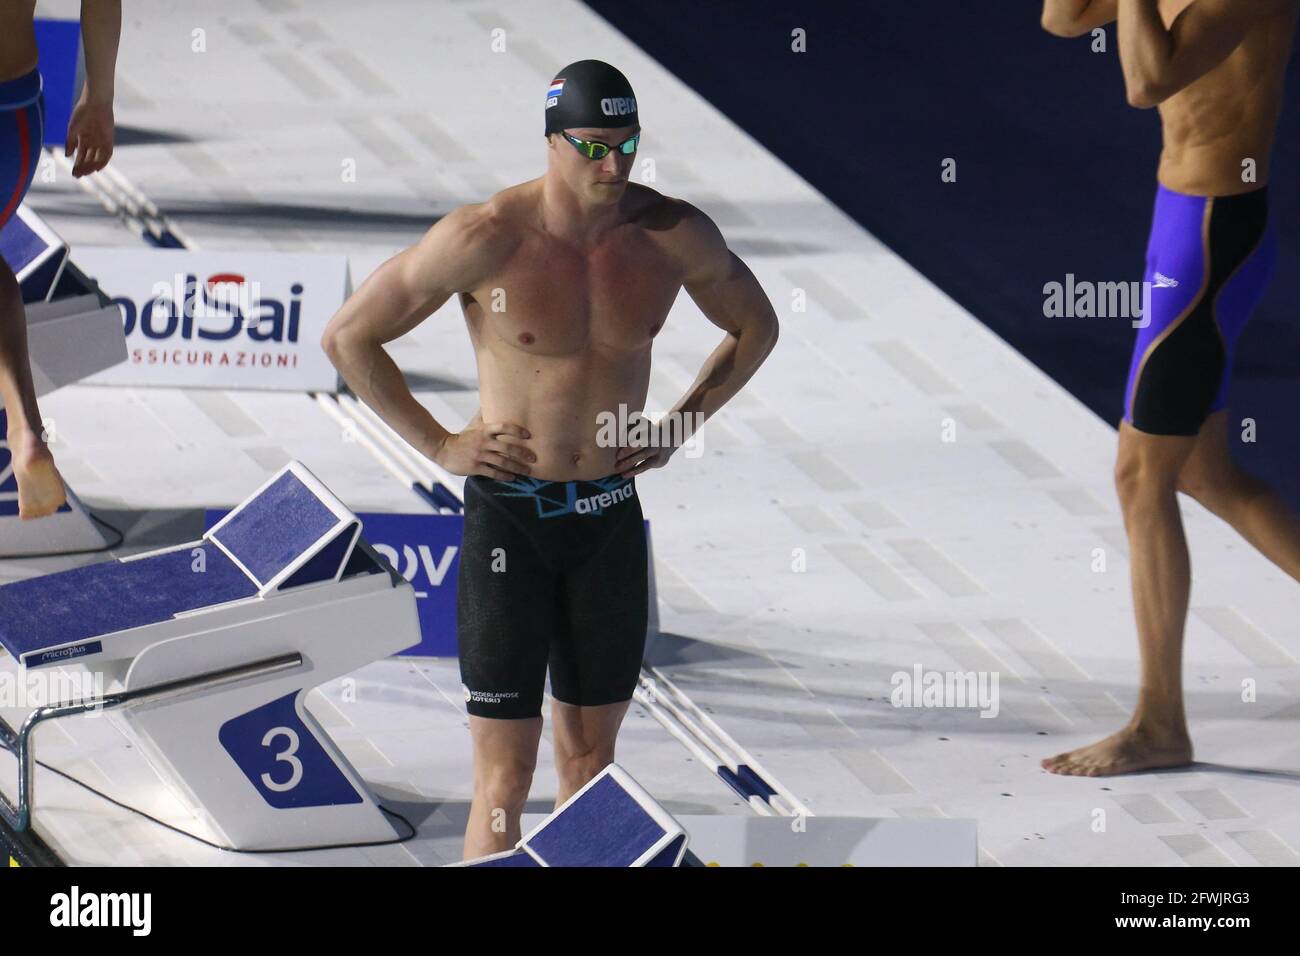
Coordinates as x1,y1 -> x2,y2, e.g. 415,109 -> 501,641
574,481 -> 635,515
112,273 -> 305,342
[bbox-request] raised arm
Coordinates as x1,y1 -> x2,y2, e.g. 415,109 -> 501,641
1119,0 -> 1295,107
1042,0 -> 1118,37
322,205 -> 532,479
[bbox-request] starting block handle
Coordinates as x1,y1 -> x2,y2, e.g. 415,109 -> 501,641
0,652 -> 303,834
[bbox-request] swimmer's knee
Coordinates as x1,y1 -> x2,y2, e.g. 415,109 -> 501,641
1112,454 -> 1148,500
554,746 -> 613,788
474,758 -> 536,814
553,733 -> 613,785
1114,452 -> 1179,507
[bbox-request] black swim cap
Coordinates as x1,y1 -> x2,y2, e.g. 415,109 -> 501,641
544,60 -> 638,135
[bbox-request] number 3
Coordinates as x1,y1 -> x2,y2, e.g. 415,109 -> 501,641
260,726 -> 304,792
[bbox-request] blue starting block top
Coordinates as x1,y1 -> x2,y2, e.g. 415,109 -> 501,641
210,469 -> 356,590
0,544 -> 254,665
527,773 -> 671,867
0,206 -> 69,304
0,462 -> 365,667
459,764 -> 688,867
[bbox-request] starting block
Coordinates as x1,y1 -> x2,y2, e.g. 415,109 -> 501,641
1,206 -> 68,304
0,204 -> 128,556
0,461 -> 422,851
454,764 -> 689,867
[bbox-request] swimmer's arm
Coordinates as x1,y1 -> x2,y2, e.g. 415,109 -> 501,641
79,0 -> 121,105
1041,0 -> 1117,38
67,0 -> 121,176
1119,0 -> 1293,108
669,205 -> 779,436
322,205 -> 500,460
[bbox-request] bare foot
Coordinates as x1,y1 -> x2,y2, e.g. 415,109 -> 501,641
7,431 -> 67,519
1041,724 -> 1193,777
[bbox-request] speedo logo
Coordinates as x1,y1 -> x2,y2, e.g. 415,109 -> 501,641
600,96 -> 636,117
574,482 -> 634,514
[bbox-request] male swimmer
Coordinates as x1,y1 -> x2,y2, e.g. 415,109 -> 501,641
1040,0 -> 1300,775
322,60 -> 779,856
0,0 -> 120,518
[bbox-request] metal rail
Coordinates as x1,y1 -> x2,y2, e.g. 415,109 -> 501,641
0,652 -> 303,833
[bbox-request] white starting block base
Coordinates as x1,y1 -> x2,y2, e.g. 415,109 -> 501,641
0,406 -> 117,558
0,282 -> 127,557
0,461 -> 423,852
0,663 -> 420,863
0,651 -> 236,850
22,294 -> 127,398
0,471 -> 114,558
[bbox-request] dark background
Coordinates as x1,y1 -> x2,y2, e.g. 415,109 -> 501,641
583,0 -> 1300,506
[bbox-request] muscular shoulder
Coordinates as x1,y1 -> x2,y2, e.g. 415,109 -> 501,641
439,190 -> 529,251
481,179 -> 546,229
626,185 -> 729,279
415,191 -> 531,287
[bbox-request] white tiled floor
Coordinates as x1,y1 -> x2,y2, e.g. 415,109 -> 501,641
3,0 -> 1297,866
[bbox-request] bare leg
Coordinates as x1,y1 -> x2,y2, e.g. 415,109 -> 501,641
1043,421 -> 1196,776
551,698 -> 631,807
0,258 -> 65,519
1177,411 -> 1300,582
463,714 -> 542,859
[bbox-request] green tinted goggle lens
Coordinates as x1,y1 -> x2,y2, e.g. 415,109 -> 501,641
567,132 -> 639,159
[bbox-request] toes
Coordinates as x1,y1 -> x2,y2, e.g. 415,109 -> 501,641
1043,752 -> 1080,775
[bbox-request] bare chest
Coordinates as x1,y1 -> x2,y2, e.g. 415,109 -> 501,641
464,229 -> 683,356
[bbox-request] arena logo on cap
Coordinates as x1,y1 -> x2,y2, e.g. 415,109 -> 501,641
546,78 -> 564,108
600,96 -> 636,117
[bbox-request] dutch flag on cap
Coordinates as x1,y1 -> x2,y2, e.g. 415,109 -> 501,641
548,78 -> 565,99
